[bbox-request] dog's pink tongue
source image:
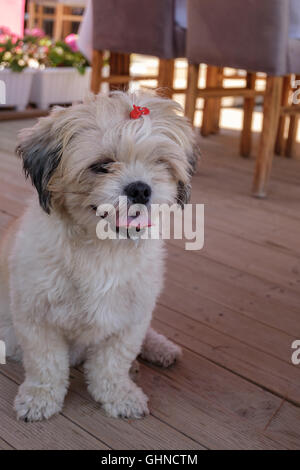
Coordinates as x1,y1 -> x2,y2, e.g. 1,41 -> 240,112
116,211 -> 152,228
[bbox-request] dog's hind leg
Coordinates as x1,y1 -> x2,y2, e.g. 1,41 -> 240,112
140,327 -> 182,368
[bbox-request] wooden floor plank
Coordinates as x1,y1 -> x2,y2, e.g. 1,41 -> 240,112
140,363 -> 285,450
142,348 -> 300,449
165,245 -> 300,336
0,372 -> 109,450
0,119 -> 37,154
163,250 -> 299,363
153,307 -> 300,406
197,196 -> 300,258
193,154 -> 300,222
2,361 -> 204,450
2,360 -> 284,450
171,227 -> 300,293
265,400 -> 300,450
0,437 -> 15,450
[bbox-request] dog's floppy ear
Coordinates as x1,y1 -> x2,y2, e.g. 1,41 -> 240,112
176,141 -> 200,207
16,108 -> 66,214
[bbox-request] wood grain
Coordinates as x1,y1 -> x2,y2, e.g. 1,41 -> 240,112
0,372 -> 109,450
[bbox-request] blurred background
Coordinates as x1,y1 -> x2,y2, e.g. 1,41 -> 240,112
0,0 -> 299,451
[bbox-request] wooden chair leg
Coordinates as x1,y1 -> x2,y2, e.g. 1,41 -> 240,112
91,50 -> 104,94
285,115 -> 299,158
109,52 -> 130,91
62,6 -> 72,38
53,4 -> 64,41
27,1 -> 36,29
185,63 -> 199,125
37,5 -> 43,29
253,76 -> 283,198
275,75 -> 291,155
201,66 -> 221,136
240,72 -> 256,158
211,67 -> 223,134
285,74 -> 300,158
157,59 -> 175,98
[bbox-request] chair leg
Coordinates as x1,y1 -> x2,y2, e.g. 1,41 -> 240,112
62,6 -> 72,38
158,59 -> 175,98
37,5 -> 43,29
27,2 -> 36,29
252,76 -> 283,198
91,50 -> 104,94
285,74 -> 300,158
275,75 -> 291,155
109,53 -> 130,91
201,66 -> 221,136
211,67 -> 223,134
53,4 -> 64,41
240,72 -> 256,158
185,63 -> 199,125
285,115 -> 299,158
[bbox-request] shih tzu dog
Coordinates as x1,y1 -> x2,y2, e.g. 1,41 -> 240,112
0,91 -> 198,421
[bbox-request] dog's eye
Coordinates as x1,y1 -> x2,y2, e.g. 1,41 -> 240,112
157,157 -> 171,169
89,159 -> 114,174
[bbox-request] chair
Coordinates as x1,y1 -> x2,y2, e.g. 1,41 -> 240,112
89,0 -> 187,97
185,0 -> 300,197
27,0 -> 85,41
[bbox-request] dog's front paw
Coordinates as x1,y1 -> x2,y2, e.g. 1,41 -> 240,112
14,382 -> 63,422
103,383 -> 149,419
141,330 -> 182,367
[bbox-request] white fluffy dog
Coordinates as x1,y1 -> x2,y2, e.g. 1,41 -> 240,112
0,91 -> 198,421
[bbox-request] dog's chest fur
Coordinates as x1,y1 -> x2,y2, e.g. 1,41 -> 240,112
10,204 -> 164,345
56,238 -> 164,342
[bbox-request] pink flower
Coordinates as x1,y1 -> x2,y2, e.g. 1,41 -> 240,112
11,34 -> 20,44
0,31 -> 19,44
65,33 -> 79,52
25,28 -> 45,38
0,26 -> 11,35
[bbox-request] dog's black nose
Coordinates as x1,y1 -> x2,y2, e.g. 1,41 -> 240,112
124,181 -> 152,205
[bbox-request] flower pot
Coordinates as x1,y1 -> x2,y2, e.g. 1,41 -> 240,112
29,66 -> 91,110
0,68 -> 35,111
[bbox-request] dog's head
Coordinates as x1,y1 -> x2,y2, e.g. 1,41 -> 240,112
17,91 -> 199,233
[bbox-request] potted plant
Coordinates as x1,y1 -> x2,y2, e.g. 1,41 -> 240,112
0,27 -> 37,111
29,33 -> 91,110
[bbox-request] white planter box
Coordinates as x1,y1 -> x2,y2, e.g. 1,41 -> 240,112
30,66 -> 91,110
0,68 -> 35,111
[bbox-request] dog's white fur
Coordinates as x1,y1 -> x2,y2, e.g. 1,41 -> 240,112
0,91 -> 197,421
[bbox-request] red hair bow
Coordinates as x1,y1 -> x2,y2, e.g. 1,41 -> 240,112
130,105 -> 150,119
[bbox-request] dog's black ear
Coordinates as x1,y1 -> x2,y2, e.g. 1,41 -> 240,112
16,110 -> 64,214
176,142 -> 200,207
176,180 -> 191,208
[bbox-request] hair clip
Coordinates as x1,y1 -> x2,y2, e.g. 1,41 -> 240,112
130,105 -> 150,119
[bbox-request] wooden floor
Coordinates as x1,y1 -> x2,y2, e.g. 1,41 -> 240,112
0,118 -> 300,450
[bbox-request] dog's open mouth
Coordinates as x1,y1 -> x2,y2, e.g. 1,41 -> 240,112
115,209 -> 151,229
